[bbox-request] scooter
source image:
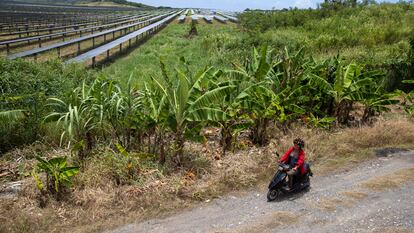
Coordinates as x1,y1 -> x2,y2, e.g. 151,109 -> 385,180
267,163 -> 312,202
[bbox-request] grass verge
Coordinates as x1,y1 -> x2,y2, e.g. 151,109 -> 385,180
235,211 -> 298,233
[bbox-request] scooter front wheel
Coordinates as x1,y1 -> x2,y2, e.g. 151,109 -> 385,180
267,189 -> 281,202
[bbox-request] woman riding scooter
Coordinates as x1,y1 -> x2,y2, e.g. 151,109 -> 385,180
279,138 -> 306,191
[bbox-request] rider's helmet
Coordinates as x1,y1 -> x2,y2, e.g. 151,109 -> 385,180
293,138 -> 305,149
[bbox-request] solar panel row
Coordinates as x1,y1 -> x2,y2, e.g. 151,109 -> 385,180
67,11 -> 181,66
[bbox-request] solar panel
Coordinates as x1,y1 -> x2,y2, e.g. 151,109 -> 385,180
7,13 -> 163,59
213,15 -> 228,23
191,15 -> 199,22
67,11 -> 181,64
178,15 -> 186,23
203,16 -> 213,23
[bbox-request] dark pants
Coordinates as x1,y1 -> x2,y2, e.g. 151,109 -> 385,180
287,169 -> 299,188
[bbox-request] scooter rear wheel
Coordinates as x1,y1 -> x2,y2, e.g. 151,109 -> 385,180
267,189 -> 280,202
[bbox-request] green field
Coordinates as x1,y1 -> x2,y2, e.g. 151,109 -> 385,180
103,22 -> 243,85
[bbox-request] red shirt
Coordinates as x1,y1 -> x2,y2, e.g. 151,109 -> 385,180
279,146 -> 306,175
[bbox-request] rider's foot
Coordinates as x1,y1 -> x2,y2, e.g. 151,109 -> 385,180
282,186 -> 291,192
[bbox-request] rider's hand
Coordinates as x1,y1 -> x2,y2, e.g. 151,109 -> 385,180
292,167 -> 297,171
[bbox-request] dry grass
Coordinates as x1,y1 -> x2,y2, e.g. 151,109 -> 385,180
373,227 -> 414,233
309,197 -> 348,211
234,211 -> 298,233
0,198 -> 57,233
0,118 -> 414,232
308,192 -> 367,212
0,142 -> 276,233
269,118 -> 414,175
360,168 -> 414,191
341,191 -> 368,200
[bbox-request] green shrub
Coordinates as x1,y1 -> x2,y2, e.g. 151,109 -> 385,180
32,156 -> 79,200
0,58 -> 92,153
238,3 -> 413,65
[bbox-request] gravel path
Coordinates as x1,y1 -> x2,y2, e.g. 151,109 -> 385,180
107,151 -> 414,233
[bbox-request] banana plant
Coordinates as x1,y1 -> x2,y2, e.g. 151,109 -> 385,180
270,47 -> 315,132
404,92 -> 414,117
230,45 -> 281,145
141,81 -> 169,163
274,47 -> 308,91
151,62 -> 231,165
236,46 -> 314,140
33,156 -> 79,200
399,80 -> 414,118
305,113 -> 336,129
212,76 -> 253,155
332,62 -> 374,124
353,76 -> 400,124
308,61 -> 379,124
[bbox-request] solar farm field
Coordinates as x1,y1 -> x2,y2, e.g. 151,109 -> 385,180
0,2 -> 239,66
0,1 -> 184,65
103,21 -> 242,84
102,8 -> 242,83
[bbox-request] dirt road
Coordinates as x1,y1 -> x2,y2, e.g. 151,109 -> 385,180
107,151 -> 414,233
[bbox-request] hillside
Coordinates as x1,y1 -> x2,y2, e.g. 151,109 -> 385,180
78,0 -> 151,8
8,0 -> 153,8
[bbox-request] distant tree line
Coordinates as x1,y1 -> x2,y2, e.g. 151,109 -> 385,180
245,0 -> 413,12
